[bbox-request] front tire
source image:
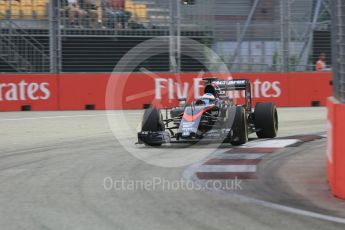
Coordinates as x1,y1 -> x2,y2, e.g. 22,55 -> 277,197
142,107 -> 164,146
254,102 -> 278,138
228,106 -> 248,146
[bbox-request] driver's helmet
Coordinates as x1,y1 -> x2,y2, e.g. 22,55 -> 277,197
212,82 -> 221,96
201,93 -> 215,105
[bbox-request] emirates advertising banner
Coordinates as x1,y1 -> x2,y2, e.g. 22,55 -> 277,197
0,74 -> 58,111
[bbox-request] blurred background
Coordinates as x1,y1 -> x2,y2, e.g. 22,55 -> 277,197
0,0 -> 332,73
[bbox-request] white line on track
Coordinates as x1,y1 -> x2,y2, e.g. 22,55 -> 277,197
197,165 -> 257,173
0,113 -> 142,122
240,139 -> 301,148
213,153 -> 266,160
230,193 -> 345,225
277,107 -> 326,111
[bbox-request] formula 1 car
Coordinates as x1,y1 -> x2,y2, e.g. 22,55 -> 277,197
137,78 -> 278,146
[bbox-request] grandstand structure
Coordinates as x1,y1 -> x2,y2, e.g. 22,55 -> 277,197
0,0 -> 331,73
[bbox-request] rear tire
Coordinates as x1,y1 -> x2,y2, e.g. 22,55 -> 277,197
142,107 -> 164,146
254,102 -> 278,138
228,106 -> 248,146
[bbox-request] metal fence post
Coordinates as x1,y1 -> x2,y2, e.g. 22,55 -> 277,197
331,0 -> 339,100
281,0 -> 290,72
339,1 -> 345,102
331,0 -> 345,103
49,0 -> 61,73
169,0 -> 181,73
176,0 -> 181,73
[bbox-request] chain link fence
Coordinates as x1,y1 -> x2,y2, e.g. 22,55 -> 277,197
0,0 -> 332,73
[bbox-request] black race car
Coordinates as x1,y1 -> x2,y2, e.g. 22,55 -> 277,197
137,78 -> 278,146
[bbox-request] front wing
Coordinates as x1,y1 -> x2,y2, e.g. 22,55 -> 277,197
137,128 -> 233,145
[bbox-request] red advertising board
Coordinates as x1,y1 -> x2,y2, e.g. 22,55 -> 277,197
327,97 -> 345,199
59,74 -> 110,110
106,72 -> 332,109
0,74 -> 58,111
0,72 -> 332,111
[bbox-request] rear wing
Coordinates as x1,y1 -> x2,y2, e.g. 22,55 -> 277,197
203,78 -> 252,112
213,79 -> 249,91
